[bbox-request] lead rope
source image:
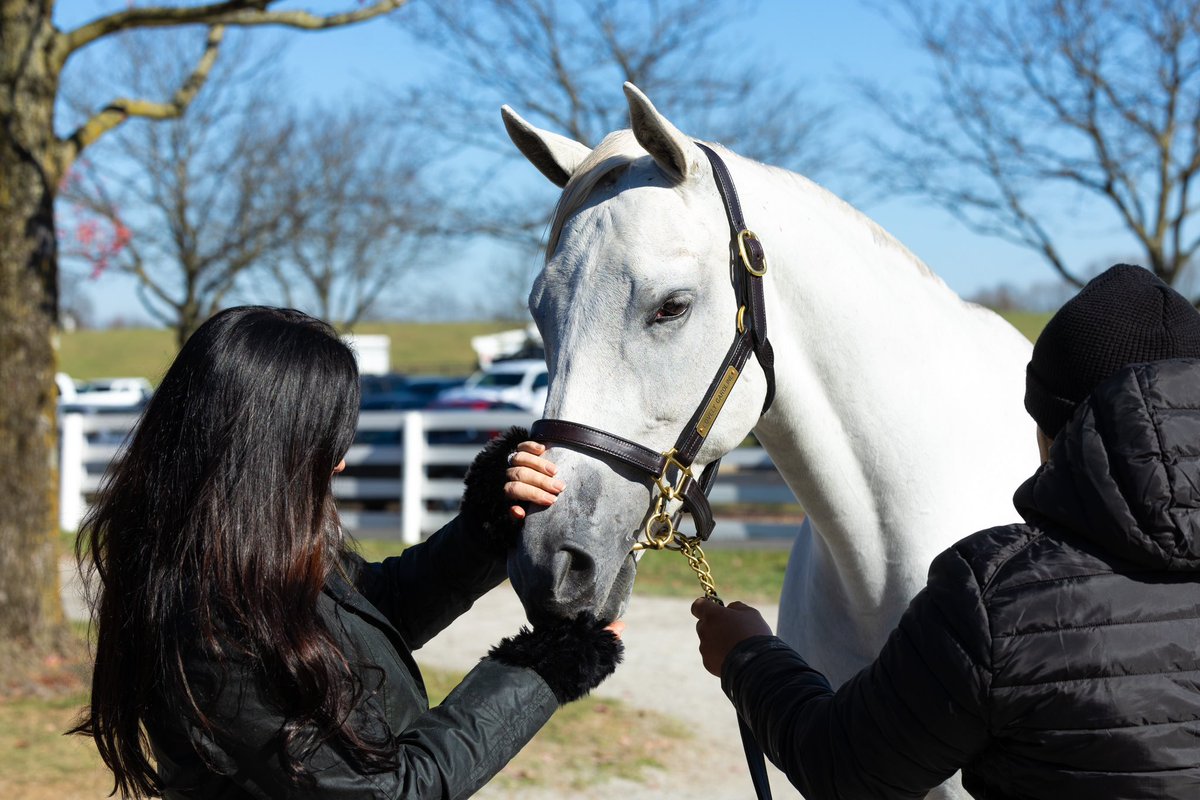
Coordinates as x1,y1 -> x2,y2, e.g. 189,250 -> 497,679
633,489 -> 773,800
690,144 -> 774,800
636,530 -> 773,800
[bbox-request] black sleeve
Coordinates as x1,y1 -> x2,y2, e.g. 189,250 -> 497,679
351,516 -> 509,650
722,546 -> 993,799
351,428 -> 529,648
176,654 -> 557,799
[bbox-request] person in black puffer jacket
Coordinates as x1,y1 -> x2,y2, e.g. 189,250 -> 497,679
693,264 -> 1200,799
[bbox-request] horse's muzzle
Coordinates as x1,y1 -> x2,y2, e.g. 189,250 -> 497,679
507,541 -> 634,626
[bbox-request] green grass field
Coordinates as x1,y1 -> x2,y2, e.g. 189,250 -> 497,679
999,310 -> 1052,342
59,320 -> 522,383
59,311 -> 1051,383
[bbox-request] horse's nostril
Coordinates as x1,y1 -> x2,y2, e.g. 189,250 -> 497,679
567,547 -> 594,574
552,545 -> 595,593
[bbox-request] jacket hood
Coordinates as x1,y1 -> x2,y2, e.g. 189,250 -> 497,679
1015,358 -> 1200,571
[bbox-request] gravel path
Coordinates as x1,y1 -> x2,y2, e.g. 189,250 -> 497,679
61,561 -> 796,798
417,586 -> 795,799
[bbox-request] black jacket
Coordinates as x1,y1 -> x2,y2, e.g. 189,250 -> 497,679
150,515 -> 557,800
723,358 -> 1200,799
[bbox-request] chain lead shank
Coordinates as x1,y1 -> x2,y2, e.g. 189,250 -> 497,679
633,523 -> 723,604
678,536 -> 722,605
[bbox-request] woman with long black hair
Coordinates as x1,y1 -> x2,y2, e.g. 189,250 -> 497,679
71,306 -> 621,799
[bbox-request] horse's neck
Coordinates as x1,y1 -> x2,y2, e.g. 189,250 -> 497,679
742,164 -> 1036,625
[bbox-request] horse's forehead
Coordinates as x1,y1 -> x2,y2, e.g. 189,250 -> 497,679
549,168 -> 716,280
532,154 -> 725,346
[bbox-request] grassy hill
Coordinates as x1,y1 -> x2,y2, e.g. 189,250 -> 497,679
59,312 -> 1052,383
999,310 -> 1052,342
60,320 -> 521,383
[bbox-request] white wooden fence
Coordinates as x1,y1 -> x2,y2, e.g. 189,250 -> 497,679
59,410 -> 798,543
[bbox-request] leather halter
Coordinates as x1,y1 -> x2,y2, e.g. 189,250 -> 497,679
530,143 -> 776,543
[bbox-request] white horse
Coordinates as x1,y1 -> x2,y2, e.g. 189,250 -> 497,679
503,83 -> 1038,797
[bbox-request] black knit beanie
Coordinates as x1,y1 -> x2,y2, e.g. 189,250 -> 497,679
1025,264 -> 1200,438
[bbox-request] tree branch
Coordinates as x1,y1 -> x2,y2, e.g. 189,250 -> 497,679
859,0 -> 1200,288
56,26 -> 225,178
60,0 -> 406,60
122,241 -> 181,315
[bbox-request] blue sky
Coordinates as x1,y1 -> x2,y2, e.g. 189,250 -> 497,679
58,1 -> 1130,324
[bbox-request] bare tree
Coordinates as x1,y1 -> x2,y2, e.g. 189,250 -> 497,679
393,0 -> 838,274
62,32 -> 299,346
862,0 -> 1200,293
0,0 -> 402,653
404,0 -> 834,161
262,105 -> 442,328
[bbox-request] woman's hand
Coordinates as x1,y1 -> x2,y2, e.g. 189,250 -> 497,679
691,597 -> 773,677
503,440 -> 564,520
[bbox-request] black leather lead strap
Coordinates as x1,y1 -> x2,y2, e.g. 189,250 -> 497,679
665,145 -> 775,475
739,712 -> 774,800
532,418 -> 663,476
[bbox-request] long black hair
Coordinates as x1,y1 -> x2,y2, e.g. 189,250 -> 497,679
71,306 -> 390,796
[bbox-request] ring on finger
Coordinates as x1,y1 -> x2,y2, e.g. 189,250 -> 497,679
506,451 -> 518,466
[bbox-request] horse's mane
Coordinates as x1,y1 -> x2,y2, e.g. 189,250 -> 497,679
763,163 -> 940,283
548,131 -> 940,286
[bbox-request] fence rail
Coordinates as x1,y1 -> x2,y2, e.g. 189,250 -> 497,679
60,410 -> 799,543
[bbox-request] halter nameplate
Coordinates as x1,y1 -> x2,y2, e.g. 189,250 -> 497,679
697,365 -> 740,437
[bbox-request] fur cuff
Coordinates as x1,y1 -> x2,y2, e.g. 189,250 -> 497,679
461,426 -> 529,553
488,614 -> 624,704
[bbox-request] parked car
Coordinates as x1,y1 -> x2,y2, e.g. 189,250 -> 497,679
359,374 -> 469,410
425,397 -> 524,411
354,398 -> 524,448
433,359 -> 548,412
405,375 -> 467,406
60,376 -> 153,413
56,372 -> 77,403
359,373 -> 425,410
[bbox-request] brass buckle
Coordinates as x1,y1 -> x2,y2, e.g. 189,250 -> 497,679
737,305 -> 747,334
653,448 -> 694,501
634,508 -> 676,551
737,229 -> 767,276
633,449 -> 693,552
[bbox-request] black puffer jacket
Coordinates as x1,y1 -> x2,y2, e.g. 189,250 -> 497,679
723,359 -> 1200,799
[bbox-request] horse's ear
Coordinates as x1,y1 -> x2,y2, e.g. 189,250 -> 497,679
623,82 -> 703,182
502,106 -> 592,188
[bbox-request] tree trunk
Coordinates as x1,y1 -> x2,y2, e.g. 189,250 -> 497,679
178,295 -> 203,348
0,3 -> 67,646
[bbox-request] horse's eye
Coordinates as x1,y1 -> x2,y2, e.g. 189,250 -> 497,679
654,297 -> 690,322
